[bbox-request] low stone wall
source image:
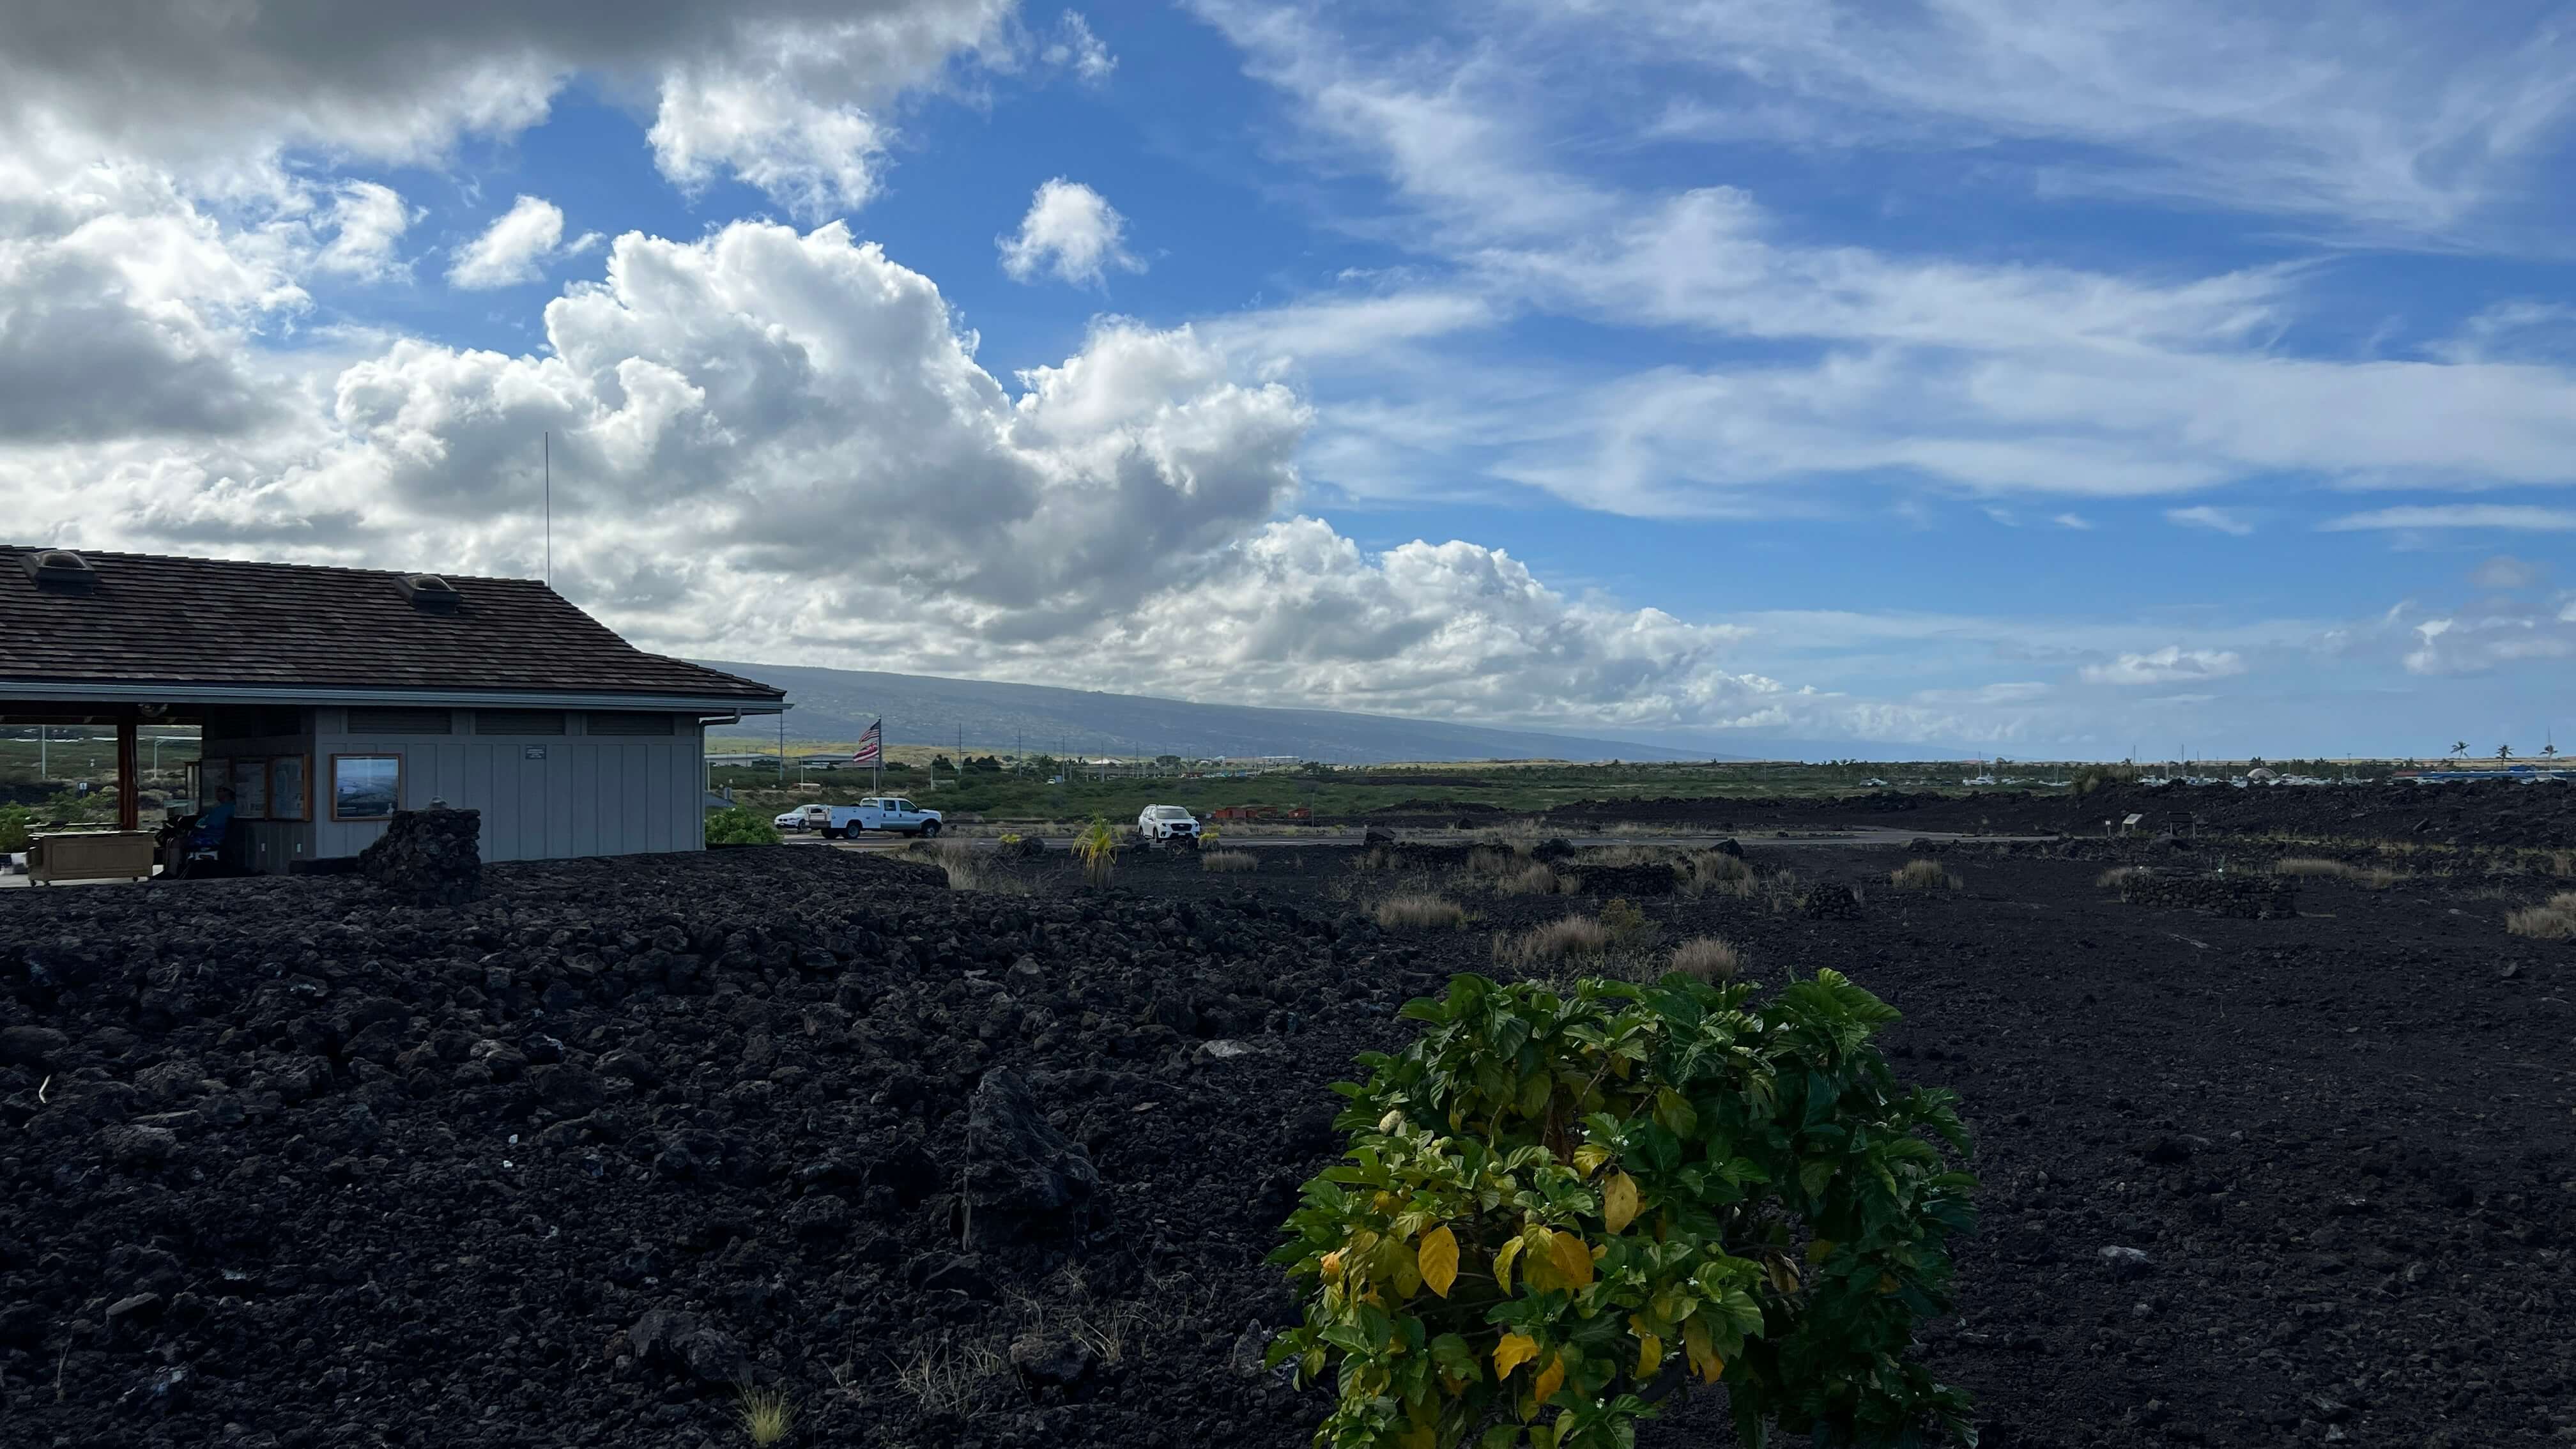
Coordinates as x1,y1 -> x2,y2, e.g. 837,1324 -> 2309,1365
358,807 -> 484,907
2120,870 -> 2296,919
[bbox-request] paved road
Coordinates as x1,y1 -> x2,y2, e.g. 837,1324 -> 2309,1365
794,824 -> 2064,855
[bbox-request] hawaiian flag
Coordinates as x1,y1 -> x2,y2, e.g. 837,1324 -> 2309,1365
850,719 -> 883,767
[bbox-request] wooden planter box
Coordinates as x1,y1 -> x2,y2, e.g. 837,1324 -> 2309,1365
28,831 -> 158,884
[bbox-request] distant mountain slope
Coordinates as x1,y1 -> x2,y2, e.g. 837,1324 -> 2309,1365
691,661 -> 1722,763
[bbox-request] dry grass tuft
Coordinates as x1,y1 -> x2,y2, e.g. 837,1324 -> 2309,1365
1682,851 -> 1755,893
1498,863 -> 1571,895
892,1338 -> 1005,1416
2096,865 -> 2149,890
2274,856 -> 2354,877
1888,859 -> 1961,891
1200,849 -> 1257,873
2274,856 -> 2404,889
2506,891 -> 2576,940
1493,914 -> 1611,967
735,1385 -> 797,1446
1667,936 -> 1742,982
1375,894 -> 1468,930
1467,845 -> 1525,877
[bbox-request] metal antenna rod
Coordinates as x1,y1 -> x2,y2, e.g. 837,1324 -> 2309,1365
543,431 -> 551,585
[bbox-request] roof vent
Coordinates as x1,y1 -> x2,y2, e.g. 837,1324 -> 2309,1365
397,573 -> 461,613
22,549 -> 98,594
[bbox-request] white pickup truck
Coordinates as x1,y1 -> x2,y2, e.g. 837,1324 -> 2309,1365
773,797 -> 944,839
1136,804 -> 1200,847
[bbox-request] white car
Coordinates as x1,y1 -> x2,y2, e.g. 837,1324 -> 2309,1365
1136,804 -> 1200,847
774,804 -> 831,832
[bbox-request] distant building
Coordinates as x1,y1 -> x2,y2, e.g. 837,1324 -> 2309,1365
0,546 -> 785,872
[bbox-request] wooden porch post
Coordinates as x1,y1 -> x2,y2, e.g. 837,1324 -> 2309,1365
117,709 -> 139,832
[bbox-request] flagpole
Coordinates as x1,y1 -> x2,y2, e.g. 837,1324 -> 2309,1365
876,718 -> 884,795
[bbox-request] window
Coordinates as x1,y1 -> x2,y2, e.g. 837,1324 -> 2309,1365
347,707 -> 452,735
586,712 -> 672,736
474,710 -> 566,735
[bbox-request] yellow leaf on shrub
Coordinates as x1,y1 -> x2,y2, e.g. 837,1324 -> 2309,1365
1804,1238 -> 1836,1266
1878,1273 -> 1899,1295
1320,1250 -> 1344,1282
1532,1353 -> 1565,1407
1683,1317 -> 1723,1384
1399,1425 -> 1436,1449
1494,1332 -> 1540,1380
1550,1230 -> 1594,1289
1634,1331 -> 1662,1379
1494,1238 -> 1524,1296
1602,1172 -> 1639,1235
1419,1225 -> 1460,1298
1572,1144 -> 1610,1177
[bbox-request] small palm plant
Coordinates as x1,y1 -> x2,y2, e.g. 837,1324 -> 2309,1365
1073,816 -> 1119,887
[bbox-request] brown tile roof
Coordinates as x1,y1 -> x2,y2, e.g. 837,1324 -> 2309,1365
0,546 -> 783,703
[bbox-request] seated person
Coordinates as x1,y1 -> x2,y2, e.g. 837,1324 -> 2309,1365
188,786 -> 236,852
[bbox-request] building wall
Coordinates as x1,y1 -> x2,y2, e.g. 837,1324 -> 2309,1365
202,705 -> 710,870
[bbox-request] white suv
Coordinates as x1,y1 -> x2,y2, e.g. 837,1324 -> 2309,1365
1136,804 -> 1200,847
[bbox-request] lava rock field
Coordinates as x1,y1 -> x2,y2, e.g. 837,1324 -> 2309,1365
4,806 -> 2574,1448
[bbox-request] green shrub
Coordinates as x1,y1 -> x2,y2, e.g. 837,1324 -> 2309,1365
0,804 -> 31,854
1598,897 -> 1655,949
1268,970 -> 1976,1449
704,806 -> 781,846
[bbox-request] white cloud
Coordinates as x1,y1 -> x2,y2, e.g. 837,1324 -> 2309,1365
2166,505 -> 2255,536
0,153 -> 308,443
999,179 -> 1144,288
1,217 -> 1928,739
2080,647 -> 2249,686
313,181 -> 415,280
448,195 -> 599,291
2469,555 -> 2545,590
0,3 -> 1013,213
2322,504 -> 2576,532
1041,12 -> 1117,85
1192,3 -> 2576,521
2053,513 -> 2093,530
1579,0 -> 2576,244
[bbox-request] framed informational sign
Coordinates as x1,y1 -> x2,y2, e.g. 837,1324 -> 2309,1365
229,756 -> 269,820
270,755 -> 311,822
330,754 -> 401,822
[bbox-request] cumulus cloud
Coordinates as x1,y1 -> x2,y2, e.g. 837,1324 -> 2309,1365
313,181 -> 415,280
2080,648 -> 2248,686
0,155 -> 306,443
0,2 -> 1012,212
447,196 -> 599,290
999,179 -> 1143,288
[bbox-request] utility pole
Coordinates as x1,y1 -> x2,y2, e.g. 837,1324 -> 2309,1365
777,710 -> 785,786
543,430 -> 551,585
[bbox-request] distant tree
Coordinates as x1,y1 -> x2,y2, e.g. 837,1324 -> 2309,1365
930,754 -> 954,774
966,755 -> 1004,774
2451,740 -> 2469,758
1154,754 -> 1182,768
2544,743 -> 2561,760
2497,744 -> 2515,761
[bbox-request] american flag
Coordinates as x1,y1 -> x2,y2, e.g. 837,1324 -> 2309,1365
850,719 -> 883,767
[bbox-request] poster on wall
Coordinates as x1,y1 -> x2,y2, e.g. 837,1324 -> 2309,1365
228,756 -> 269,820
270,755 -> 310,822
331,755 -> 401,821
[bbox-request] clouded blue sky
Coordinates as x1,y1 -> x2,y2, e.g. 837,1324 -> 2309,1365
4,1 -> 2572,757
